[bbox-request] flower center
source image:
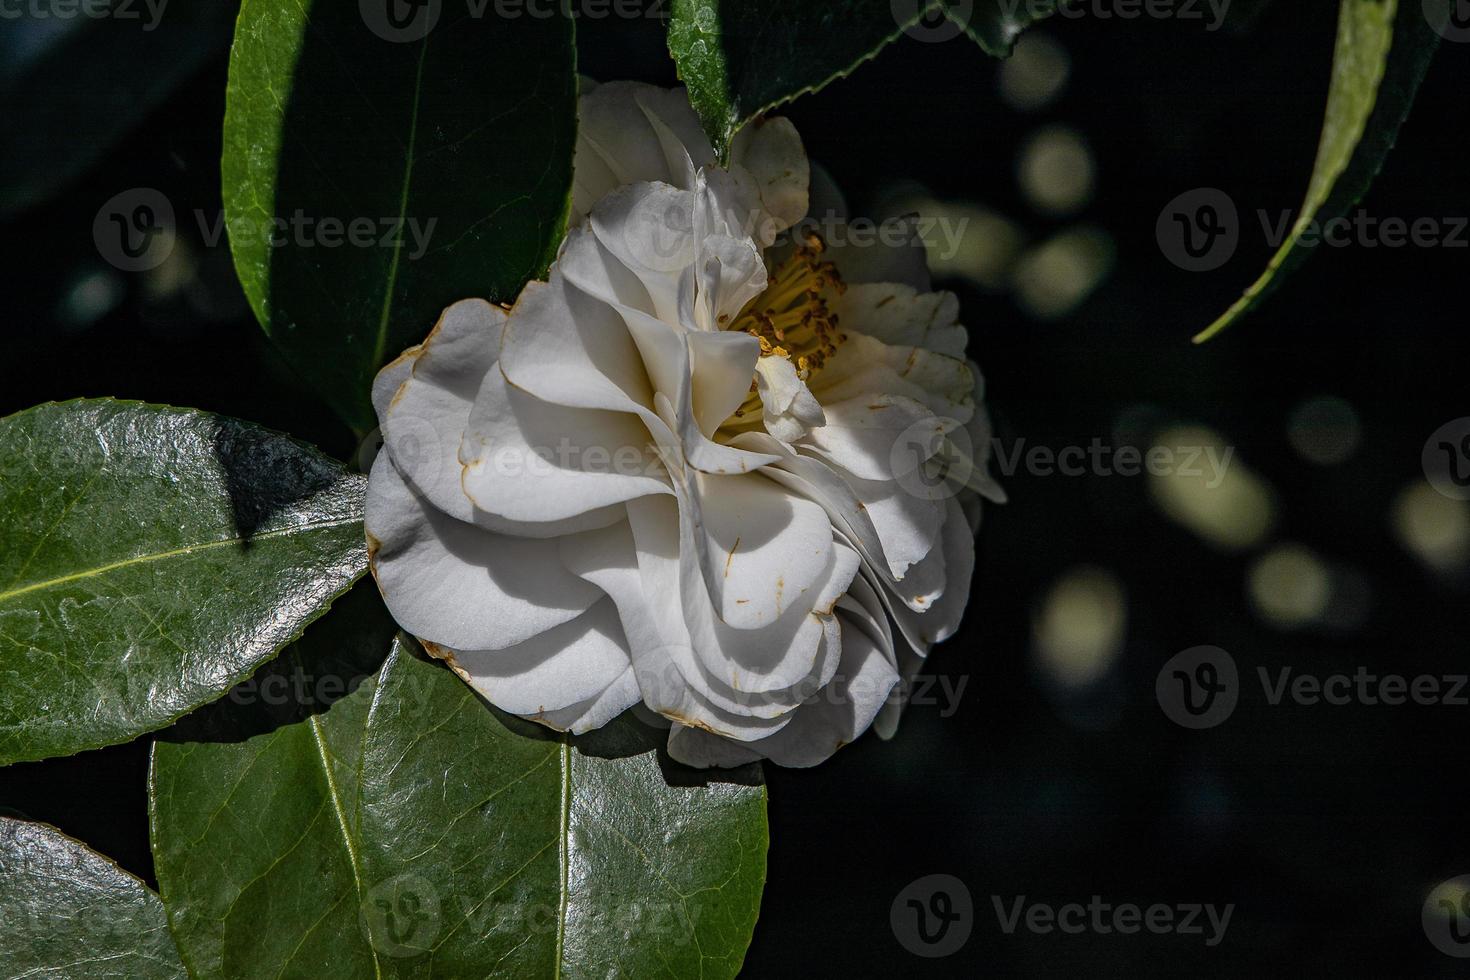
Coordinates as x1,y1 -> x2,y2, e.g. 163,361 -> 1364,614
720,232 -> 848,426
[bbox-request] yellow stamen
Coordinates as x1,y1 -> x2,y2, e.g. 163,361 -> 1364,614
720,232 -> 848,431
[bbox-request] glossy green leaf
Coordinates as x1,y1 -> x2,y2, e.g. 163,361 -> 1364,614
149,583 -> 396,979
0,817 -> 186,979
667,1 -> 1057,160
355,641 -> 768,978
668,0 -> 932,161
1195,0 -> 1445,342
0,399 -> 367,766
223,0 -> 577,431
0,0 -> 236,216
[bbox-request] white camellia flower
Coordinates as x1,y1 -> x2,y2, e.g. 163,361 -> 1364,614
366,80 -> 1003,767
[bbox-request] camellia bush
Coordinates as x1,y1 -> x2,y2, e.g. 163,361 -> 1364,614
0,0 -> 1452,975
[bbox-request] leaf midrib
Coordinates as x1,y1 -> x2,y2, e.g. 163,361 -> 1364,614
369,34 -> 431,377
0,515 -> 362,605
553,736 -> 571,980
308,713 -> 383,980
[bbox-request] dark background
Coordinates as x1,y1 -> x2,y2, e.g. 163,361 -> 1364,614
3,2 -> 1468,976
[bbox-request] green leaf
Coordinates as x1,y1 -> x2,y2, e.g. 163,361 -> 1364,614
0,399 -> 367,767
668,0 -> 933,161
149,583 -> 396,979
945,0 -> 1063,57
667,1 -> 1060,159
0,817 -> 186,979
1194,0 -> 1445,342
355,641 -> 768,977
0,0 -> 236,217
223,0 -> 578,432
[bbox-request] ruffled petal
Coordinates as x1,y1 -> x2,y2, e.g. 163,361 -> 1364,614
691,471 -> 835,630
365,454 -> 601,651
812,331 -> 975,424
437,596 -> 636,731
666,609 -> 900,768
460,370 -> 671,522
572,81 -> 714,222
380,299 -> 504,522
753,356 -> 825,443
828,283 -> 967,357
728,115 -> 809,246
801,393 -> 953,482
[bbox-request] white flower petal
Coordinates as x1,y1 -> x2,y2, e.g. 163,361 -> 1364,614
372,346 -> 419,424
754,356 -> 825,443
381,299 -> 504,522
829,283 -> 967,357
537,667 -> 642,734
692,471 -> 835,630
366,454 -> 601,651
572,82 -> 714,222
590,181 -> 698,326
844,473 -> 944,579
688,330 -> 761,437
813,331 -> 975,424
963,361 -> 1008,505
729,116 -> 809,245
499,276 -> 655,416
889,495 -> 975,646
666,610 -> 900,768
460,369 -> 671,522
801,393 -> 952,482
441,596 -> 635,726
